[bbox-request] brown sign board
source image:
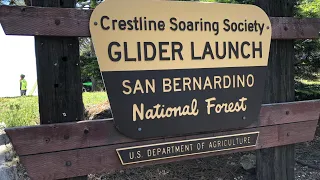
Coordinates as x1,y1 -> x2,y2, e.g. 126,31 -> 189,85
90,0 -> 272,139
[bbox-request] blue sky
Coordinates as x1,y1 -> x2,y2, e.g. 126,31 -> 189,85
0,24 -> 38,97
1,0 -> 8,5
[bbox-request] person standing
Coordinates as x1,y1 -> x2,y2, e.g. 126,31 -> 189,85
20,74 -> 27,96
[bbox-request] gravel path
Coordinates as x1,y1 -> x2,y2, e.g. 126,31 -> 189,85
0,130 -> 18,180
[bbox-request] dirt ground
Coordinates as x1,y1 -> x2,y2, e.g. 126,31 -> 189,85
86,124 -> 320,180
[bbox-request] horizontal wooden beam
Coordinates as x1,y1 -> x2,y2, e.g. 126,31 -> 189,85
0,5 -> 92,37
19,120 -> 318,179
0,5 -> 320,39
270,17 -> 320,40
5,100 -> 320,156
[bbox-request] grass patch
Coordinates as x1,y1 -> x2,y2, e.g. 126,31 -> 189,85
296,78 -> 320,85
295,76 -> 320,101
0,92 -> 109,128
0,96 -> 39,127
82,91 -> 108,107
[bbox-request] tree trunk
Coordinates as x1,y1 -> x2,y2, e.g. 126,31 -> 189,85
32,0 -> 86,179
24,0 -> 31,6
91,77 -> 97,92
255,0 -> 296,179
90,39 -> 96,57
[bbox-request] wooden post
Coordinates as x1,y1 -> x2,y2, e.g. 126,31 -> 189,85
255,0 -> 296,179
32,0 -> 86,179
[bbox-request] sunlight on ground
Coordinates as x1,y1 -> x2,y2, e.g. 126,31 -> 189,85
82,91 -> 109,107
0,92 -> 108,128
297,78 -> 320,85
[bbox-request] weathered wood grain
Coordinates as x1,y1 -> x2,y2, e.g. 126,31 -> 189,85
5,100 -> 320,156
19,120 -> 318,180
0,5 -> 92,37
31,0 -> 87,179
0,5 -> 319,39
258,99 -> 320,126
35,36 -> 84,124
269,17 -> 320,39
255,0 -> 297,178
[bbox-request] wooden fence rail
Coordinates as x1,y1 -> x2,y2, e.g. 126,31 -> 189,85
6,99 -> 320,156
5,100 -> 320,179
1,5 -> 320,39
17,120 -> 318,179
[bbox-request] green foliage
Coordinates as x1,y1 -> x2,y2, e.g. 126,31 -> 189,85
296,0 -> 320,18
294,39 -> 320,79
79,38 -> 92,56
77,0 -> 102,8
294,0 -> 320,80
80,55 -> 104,90
0,92 -> 108,128
295,77 -> 320,100
80,55 -> 99,79
90,0 -> 98,8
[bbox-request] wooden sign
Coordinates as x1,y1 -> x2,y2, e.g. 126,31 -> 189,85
1,4 -> 319,179
90,0 -> 272,139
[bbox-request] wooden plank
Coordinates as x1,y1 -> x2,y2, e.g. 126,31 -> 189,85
258,99 -> 320,126
255,0 -> 296,178
0,5 -> 320,39
270,17 -> 320,40
0,6 -> 92,37
5,100 -> 320,156
19,120 -> 318,180
35,37 -> 84,124
31,0 -> 87,179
